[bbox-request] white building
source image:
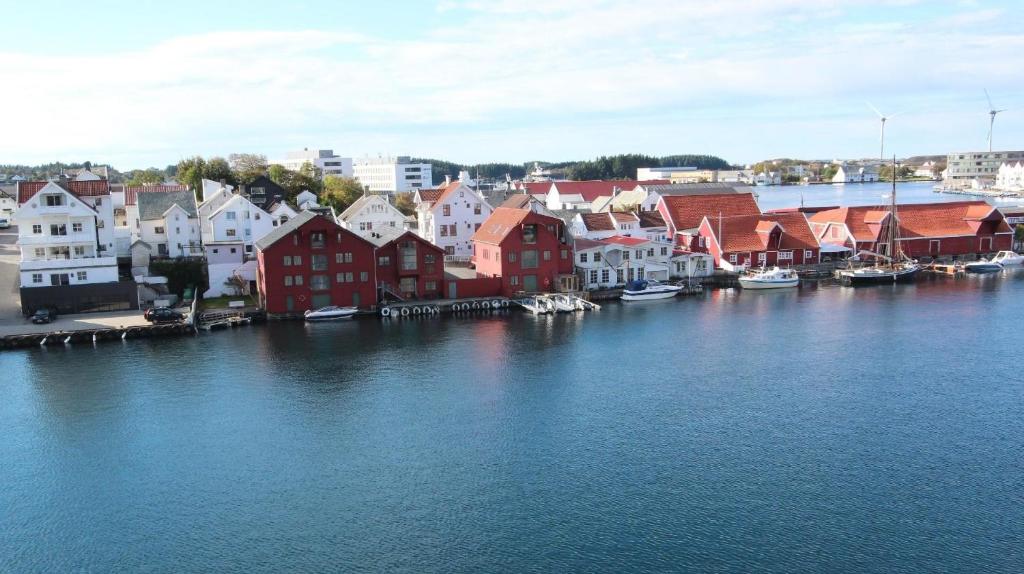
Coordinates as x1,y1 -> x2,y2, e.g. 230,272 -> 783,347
415,179 -> 493,256
574,236 -> 712,289
946,150 -> 1024,187
268,201 -> 299,227
832,164 -> 880,184
637,166 -> 696,180
273,148 -> 353,178
995,162 -> 1024,192
203,240 -> 257,298
14,181 -> 119,289
353,155 -> 432,193
136,190 -> 202,258
913,161 -> 940,179
337,194 -> 409,236
200,193 -> 275,254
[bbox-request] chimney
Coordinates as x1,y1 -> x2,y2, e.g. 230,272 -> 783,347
444,174 -> 451,186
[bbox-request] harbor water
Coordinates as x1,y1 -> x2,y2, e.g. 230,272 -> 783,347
2,273 -> 1024,572
754,180 -> 1024,211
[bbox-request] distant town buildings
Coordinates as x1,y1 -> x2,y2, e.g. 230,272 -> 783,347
945,150 -> 1024,187
831,164 -> 879,184
353,156 -> 432,193
995,162 -> 1024,192
272,149 -> 353,178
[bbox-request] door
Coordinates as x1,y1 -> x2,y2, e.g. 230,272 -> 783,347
286,295 -> 294,312
448,281 -> 457,299
311,294 -> 331,309
523,274 -> 538,292
980,237 -> 993,252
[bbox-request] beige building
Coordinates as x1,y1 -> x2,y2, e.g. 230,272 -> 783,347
945,150 -> 1024,187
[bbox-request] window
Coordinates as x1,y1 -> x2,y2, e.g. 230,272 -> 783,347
445,246 -> 455,255
589,270 -> 598,284
601,269 -> 610,283
779,251 -> 793,261
360,271 -> 369,282
155,226 -> 165,234
336,252 -> 353,264
32,224 -> 42,234
400,241 -> 417,271
440,225 -> 448,237
508,251 -> 517,263
647,248 -> 654,257
310,232 -> 326,248
226,229 -> 236,237
50,224 -> 67,236
543,250 -> 551,261
758,252 -> 767,263
580,253 -> 588,263
283,255 -> 293,266
294,275 -> 304,286
76,271 -> 87,281
560,249 -> 568,260
335,272 -> 355,283
474,203 -> 481,215
311,254 -> 328,271
293,255 -> 302,266
424,254 -> 436,264
45,194 -> 64,207
728,254 -> 737,264
661,247 -> 668,256
310,275 -> 330,291
521,250 -> 538,269
34,248 -> 45,258
425,280 -> 437,291
284,275 -> 293,286
175,227 -> 181,235
622,251 -> 630,260
50,273 -> 70,286
378,255 -> 392,266
474,223 -> 481,231
30,273 -> 43,283
443,204 -> 451,216
636,250 -> 643,259
449,224 -> 457,237
804,250 -> 814,259
74,246 -> 85,256
510,275 -> 519,286
593,252 -> 601,262
522,224 -> 537,244
72,222 -> 83,233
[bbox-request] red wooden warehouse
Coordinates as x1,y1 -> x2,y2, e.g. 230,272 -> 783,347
471,207 -> 576,297
366,228 -> 446,302
697,212 -> 820,269
255,211 -> 377,313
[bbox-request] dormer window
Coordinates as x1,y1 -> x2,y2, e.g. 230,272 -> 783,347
45,194 -> 64,207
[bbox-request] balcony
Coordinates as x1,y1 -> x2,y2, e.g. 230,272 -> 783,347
20,256 -> 118,271
17,233 -> 97,246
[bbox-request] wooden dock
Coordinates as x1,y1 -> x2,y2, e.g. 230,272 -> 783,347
0,322 -> 196,350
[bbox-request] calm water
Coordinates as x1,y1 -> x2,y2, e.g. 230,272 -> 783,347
755,180 -> 1024,211
3,274 -> 1024,573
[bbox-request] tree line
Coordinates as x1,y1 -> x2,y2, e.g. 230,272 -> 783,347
414,154 -> 733,184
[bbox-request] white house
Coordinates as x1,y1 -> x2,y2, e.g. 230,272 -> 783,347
913,161 -> 940,179
574,236 -> 712,290
201,193 -> 275,253
203,240 -> 258,298
415,179 -> 494,256
14,181 -> 119,289
0,188 -> 17,219
136,190 -> 202,258
832,164 -> 880,184
295,190 -> 319,210
995,162 -> 1024,191
545,181 -> 638,212
337,194 -> 409,235
571,212 -> 643,240
268,201 -> 299,227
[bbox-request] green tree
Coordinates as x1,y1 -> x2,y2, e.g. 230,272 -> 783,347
320,175 -> 365,212
176,156 -> 206,195
204,156 -> 233,184
394,192 -> 416,216
125,168 -> 165,186
229,153 -> 268,184
821,165 -> 838,181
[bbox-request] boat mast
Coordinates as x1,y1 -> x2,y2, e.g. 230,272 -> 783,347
889,155 -> 902,264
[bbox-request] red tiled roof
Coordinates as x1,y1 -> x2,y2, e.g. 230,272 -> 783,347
472,207 -> 561,245
603,235 -> 649,247
579,212 -> 615,231
417,188 -> 444,204
610,212 -> 638,223
661,192 -> 761,231
124,184 -> 189,206
16,180 -> 110,204
514,181 -> 554,196
709,212 -> 818,253
574,238 -> 607,251
552,180 -> 667,202
808,201 -> 1010,242
429,181 -> 466,210
500,194 -> 535,209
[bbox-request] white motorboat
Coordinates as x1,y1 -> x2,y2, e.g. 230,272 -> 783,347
738,267 -> 800,289
304,306 -> 358,321
519,296 -> 554,315
550,294 -> 579,312
989,251 -> 1024,266
964,260 -> 1003,274
620,280 -> 682,301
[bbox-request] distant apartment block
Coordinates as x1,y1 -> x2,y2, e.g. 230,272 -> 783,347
946,150 -> 1024,187
353,156 -> 432,193
273,148 -> 353,178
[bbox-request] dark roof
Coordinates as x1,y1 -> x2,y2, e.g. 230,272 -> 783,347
637,210 -> 666,228
645,183 -> 753,196
137,190 -> 198,220
500,194 -> 536,209
124,184 -> 189,206
242,176 -> 287,210
579,212 -> 615,231
255,210 -> 319,251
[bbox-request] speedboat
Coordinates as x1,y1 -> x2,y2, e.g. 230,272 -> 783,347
550,294 -> 580,312
738,267 -> 799,289
964,261 -> 1003,274
304,306 -> 358,321
519,296 -> 554,315
620,279 -> 682,301
989,251 -> 1024,266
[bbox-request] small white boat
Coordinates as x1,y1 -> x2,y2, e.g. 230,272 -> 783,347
989,251 -> 1024,266
550,294 -> 579,312
304,306 -> 358,321
519,296 -> 554,315
964,261 -> 1003,274
738,267 -> 800,289
621,280 -> 682,301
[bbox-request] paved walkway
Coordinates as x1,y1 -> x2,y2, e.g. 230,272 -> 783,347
0,310 -> 150,337
0,227 -> 21,319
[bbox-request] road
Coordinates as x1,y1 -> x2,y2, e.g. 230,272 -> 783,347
0,225 -> 21,320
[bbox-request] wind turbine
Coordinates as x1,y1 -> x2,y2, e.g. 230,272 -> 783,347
985,89 -> 1007,152
866,102 -> 903,163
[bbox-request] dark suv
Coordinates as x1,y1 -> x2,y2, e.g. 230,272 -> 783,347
30,309 -> 57,324
147,308 -> 183,324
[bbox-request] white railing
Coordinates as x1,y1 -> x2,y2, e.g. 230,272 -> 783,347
444,255 -> 472,264
20,256 -> 118,270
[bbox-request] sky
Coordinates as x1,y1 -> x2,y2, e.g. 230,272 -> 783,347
1,0 -> 1022,170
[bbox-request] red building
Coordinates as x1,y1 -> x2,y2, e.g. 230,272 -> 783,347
471,207 -> 575,297
808,201 -> 1013,259
255,211 -> 377,313
657,192 -> 761,250
698,212 -> 820,269
366,229 -> 445,301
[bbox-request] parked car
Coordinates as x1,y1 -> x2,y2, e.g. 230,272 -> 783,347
147,308 -> 183,324
30,309 -> 57,324
0,217 -> 10,228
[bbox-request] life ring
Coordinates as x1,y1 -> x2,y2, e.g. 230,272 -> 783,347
297,294 -> 306,302
381,307 -> 391,317
471,301 -> 480,309
400,307 -> 410,316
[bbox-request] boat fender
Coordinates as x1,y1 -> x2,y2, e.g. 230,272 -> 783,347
381,307 -> 391,317
433,306 -> 440,314
501,300 -> 509,308
400,307 -> 410,316
492,300 -> 502,309
481,301 -> 490,309
472,301 -> 480,309
412,306 -> 421,315
455,303 -> 464,312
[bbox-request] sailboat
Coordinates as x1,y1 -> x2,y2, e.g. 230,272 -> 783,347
838,158 -> 922,285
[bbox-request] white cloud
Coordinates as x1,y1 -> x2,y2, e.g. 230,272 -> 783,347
0,1 -> 1021,167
